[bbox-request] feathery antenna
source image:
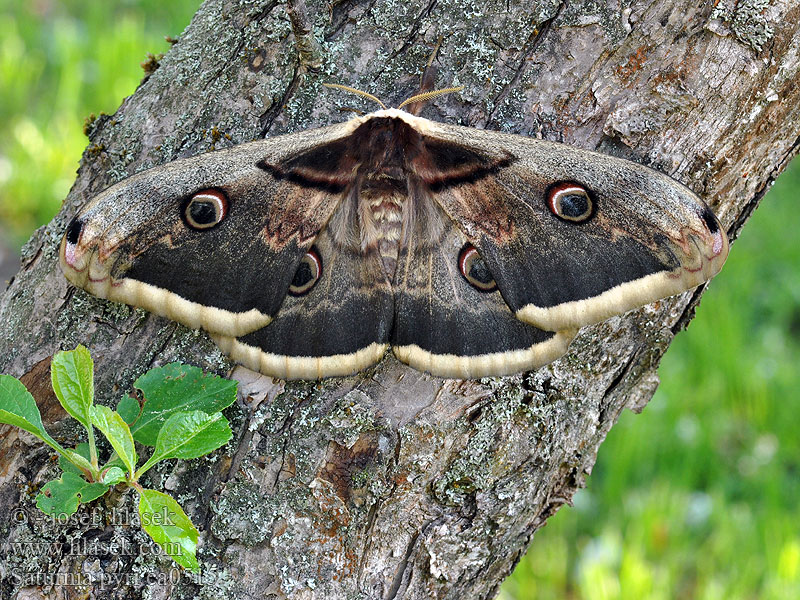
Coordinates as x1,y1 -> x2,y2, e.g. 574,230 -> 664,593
397,86 -> 464,109
322,83 -> 387,110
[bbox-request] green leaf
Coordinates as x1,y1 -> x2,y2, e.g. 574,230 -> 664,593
128,363 -> 236,446
0,374 -> 63,452
117,394 -> 141,425
137,411 -> 231,476
91,405 -> 137,475
36,472 -> 109,517
100,466 -> 126,486
51,345 -> 94,427
101,452 -> 128,473
60,443 -> 92,475
61,448 -> 95,474
138,488 -> 199,572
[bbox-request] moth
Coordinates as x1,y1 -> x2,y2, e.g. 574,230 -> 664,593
60,90 -> 728,380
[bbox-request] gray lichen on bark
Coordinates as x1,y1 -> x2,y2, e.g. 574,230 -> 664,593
709,0 -> 775,51
1,0 -> 800,598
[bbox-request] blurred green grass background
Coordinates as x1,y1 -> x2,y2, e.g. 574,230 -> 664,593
1,2 -> 798,598
0,0 -> 200,248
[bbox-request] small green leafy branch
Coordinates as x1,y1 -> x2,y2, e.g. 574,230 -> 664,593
0,345 -> 238,572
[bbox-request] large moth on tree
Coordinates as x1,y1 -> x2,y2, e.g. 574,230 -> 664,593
60,100 -> 728,379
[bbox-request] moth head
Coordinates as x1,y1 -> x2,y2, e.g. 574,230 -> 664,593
546,182 -> 594,223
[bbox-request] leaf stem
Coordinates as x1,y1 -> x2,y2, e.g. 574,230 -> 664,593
87,425 -> 99,471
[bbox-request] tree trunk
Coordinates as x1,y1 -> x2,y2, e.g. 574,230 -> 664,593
1,0 -> 798,598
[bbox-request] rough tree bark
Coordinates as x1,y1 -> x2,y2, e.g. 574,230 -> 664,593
1,0 -> 798,598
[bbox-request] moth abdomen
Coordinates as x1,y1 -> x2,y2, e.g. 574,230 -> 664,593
357,181 -> 406,280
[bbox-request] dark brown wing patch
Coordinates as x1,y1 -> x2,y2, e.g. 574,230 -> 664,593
262,117 -> 513,191
424,134 -> 728,332
214,226 -> 393,379
391,205 -> 573,378
410,138 -> 514,188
